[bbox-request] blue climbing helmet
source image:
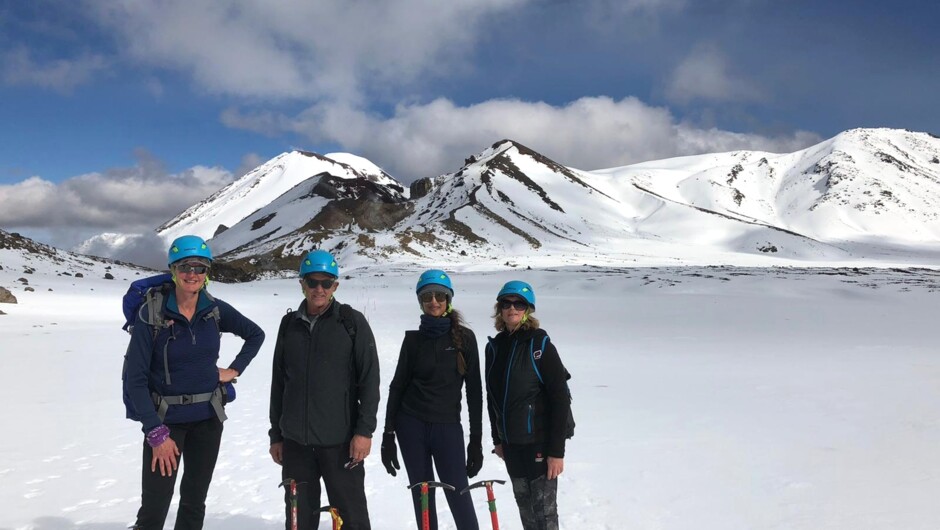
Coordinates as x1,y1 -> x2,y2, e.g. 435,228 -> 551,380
415,269 -> 454,297
497,280 -> 535,308
299,249 -> 339,278
167,235 -> 213,266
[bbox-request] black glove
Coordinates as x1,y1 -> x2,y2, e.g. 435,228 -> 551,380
381,432 -> 400,477
466,434 -> 483,478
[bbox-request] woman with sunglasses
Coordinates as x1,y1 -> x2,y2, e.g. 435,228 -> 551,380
485,281 -> 571,530
381,270 -> 483,530
123,235 -> 265,530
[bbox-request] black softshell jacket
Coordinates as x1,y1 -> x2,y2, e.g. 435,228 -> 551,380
485,327 -> 570,458
384,326 -> 483,438
269,300 -> 380,446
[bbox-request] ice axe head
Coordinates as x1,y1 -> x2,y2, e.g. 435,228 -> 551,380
408,482 -> 456,530
460,479 -> 506,530
460,479 -> 506,494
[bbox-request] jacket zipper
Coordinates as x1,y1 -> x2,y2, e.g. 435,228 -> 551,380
501,339 -> 518,442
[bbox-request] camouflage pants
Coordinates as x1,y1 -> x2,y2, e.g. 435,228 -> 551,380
511,475 -> 558,530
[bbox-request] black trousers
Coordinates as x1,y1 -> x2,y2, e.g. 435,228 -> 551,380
503,444 -> 559,530
281,438 -> 371,530
135,418 -> 223,530
396,412 -> 479,530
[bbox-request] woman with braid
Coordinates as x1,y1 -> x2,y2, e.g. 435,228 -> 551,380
381,270 -> 483,530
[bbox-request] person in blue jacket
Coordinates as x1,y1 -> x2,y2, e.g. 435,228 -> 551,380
381,270 -> 483,530
485,281 -> 571,530
123,235 -> 265,530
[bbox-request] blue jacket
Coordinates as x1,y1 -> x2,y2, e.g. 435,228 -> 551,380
123,289 -> 265,432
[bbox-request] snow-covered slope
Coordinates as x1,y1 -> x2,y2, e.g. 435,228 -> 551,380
0,229 -> 149,281
157,150 -> 407,244
609,128 -> 940,245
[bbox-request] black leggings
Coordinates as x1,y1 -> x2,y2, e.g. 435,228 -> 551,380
135,418 -> 223,530
396,412 -> 479,530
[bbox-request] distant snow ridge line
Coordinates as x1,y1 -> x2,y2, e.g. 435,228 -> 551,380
0,228 -> 148,278
150,128 -> 940,280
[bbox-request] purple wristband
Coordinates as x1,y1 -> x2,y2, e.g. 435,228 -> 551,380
146,425 -> 170,448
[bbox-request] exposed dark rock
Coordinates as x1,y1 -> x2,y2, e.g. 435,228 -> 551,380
75,273 -> 84,278
0,287 -> 16,304
410,177 -> 435,199
214,224 -> 229,237
251,213 -> 277,231
17,278 -> 28,285
24,286 -> 35,292
104,273 -> 115,280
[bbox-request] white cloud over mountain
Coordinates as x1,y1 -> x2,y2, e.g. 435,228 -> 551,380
272,96 -> 820,181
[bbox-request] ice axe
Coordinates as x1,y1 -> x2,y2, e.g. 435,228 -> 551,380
407,481 -> 456,530
461,479 -> 506,530
317,505 -> 344,530
278,478 -> 306,530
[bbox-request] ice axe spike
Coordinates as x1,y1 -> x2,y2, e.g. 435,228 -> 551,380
407,481 -> 456,530
461,479 -> 507,530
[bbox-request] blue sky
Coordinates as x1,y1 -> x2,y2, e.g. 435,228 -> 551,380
1,0 -> 939,249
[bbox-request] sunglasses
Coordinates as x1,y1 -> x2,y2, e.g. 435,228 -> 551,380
304,277 -> 336,290
176,264 -> 209,275
419,291 -> 449,304
499,299 -> 529,311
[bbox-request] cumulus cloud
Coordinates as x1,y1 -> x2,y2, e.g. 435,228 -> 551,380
0,150 -> 233,246
1,47 -> 109,92
88,0 -> 527,103
231,96 -> 820,181
665,44 -> 763,105
75,232 -> 168,270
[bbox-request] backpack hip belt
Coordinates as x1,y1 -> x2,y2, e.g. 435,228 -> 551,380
152,385 -> 228,423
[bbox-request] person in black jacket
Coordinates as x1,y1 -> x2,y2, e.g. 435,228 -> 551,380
268,249 -> 380,530
485,281 -> 570,530
123,235 -> 265,530
381,270 -> 482,530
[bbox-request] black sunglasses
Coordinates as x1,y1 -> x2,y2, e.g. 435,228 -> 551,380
419,291 -> 449,303
304,277 -> 336,290
499,299 -> 529,311
176,264 -> 209,275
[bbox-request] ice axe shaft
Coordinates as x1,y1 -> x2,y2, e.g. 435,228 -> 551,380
278,479 -> 303,530
408,481 -> 456,530
461,479 -> 506,530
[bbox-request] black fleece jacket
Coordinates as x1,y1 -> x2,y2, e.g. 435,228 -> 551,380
384,326 -> 483,438
269,299 -> 379,447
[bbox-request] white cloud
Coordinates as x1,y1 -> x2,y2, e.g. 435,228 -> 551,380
665,44 -> 763,105
0,152 -> 233,236
89,0 -> 527,102
240,96 -> 820,181
1,47 -> 108,92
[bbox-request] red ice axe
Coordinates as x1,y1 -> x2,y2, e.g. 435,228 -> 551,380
408,481 -> 456,530
461,479 -> 506,530
279,479 -> 303,530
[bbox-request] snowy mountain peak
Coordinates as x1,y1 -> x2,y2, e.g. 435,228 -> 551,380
133,128 -> 940,279
157,150 -> 407,245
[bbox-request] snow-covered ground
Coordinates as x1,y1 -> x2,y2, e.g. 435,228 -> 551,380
2,264 -> 940,529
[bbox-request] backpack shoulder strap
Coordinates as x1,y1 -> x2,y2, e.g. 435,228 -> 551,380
202,291 -> 222,336
337,303 -> 357,340
278,308 -> 294,339
529,331 -> 550,384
